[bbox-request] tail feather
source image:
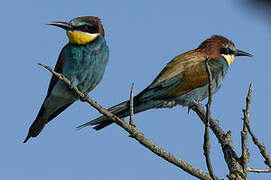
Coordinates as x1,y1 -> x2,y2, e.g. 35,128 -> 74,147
77,99 -> 164,130
24,105 -> 46,143
76,116 -> 108,129
107,100 -> 129,111
93,121 -> 114,130
24,102 -> 72,143
76,100 -> 129,129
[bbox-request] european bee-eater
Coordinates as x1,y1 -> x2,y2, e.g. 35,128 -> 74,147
78,35 -> 252,130
24,16 -> 109,143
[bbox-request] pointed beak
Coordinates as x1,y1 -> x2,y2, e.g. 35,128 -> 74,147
46,21 -> 73,30
235,50 -> 253,57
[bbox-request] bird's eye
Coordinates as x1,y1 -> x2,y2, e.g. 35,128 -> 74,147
80,25 -> 89,32
78,25 -> 99,34
221,47 -> 235,55
220,48 -> 229,55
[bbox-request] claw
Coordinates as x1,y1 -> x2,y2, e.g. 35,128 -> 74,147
80,93 -> 88,102
188,100 -> 200,113
187,106 -> 191,114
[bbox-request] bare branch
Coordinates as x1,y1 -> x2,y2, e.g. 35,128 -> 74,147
245,117 -> 271,168
239,83 -> 271,168
38,62 -> 218,180
129,83 -> 136,127
240,83 -> 253,179
247,168 -> 271,173
204,57 -> 216,180
191,104 -> 245,179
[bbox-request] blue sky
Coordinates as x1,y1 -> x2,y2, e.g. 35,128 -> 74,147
1,0 -> 271,179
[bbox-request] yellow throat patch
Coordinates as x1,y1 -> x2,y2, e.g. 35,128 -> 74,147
222,54 -> 235,66
67,30 -> 99,45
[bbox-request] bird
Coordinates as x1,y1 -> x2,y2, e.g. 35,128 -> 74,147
24,16 -> 109,143
77,35 -> 252,130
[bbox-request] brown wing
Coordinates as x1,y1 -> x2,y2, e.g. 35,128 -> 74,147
166,62 -> 208,96
134,50 -> 209,102
151,50 -> 206,85
149,50 -> 209,97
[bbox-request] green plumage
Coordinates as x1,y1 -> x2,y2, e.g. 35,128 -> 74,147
24,16 -> 109,143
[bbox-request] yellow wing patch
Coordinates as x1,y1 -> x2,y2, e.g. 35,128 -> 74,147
67,30 -> 99,45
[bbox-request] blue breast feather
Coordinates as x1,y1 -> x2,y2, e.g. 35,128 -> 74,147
55,36 -> 109,98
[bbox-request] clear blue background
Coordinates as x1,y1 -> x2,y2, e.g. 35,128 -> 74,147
1,0 -> 270,179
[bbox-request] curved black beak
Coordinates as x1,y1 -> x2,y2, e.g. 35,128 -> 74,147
46,21 -> 73,31
235,50 -> 253,57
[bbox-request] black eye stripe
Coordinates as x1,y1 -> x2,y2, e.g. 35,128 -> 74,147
220,47 -> 234,55
220,48 -> 228,55
228,48 -> 234,54
74,25 -> 99,34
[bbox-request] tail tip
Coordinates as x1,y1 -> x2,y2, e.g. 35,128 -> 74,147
76,124 -> 87,130
23,134 -> 31,143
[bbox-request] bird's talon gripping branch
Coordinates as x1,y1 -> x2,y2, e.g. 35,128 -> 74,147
188,100 -> 200,114
80,93 -> 89,102
187,106 -> 191,114
187,104 -> 195,114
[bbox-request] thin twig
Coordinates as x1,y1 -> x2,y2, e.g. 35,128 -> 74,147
247,168 -> 271,173
240,83 -> 252,179
204,57 -> 216,180
245,118 -> 271,168
38,62 -> 218,180
240,84 -> 271,169
129,83 -> 136,127
191,104 -> 244,179
205,57 -> 212,129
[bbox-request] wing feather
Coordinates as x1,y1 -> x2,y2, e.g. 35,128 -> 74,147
136,50 -> 213,100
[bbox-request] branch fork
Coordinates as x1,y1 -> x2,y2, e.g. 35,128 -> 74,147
38,62 -> 271,180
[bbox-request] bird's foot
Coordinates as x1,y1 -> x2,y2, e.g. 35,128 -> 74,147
156,100 -> 176,109
80,93 -> 89,102
187,100 -> 200,114
187,106 -> 192,114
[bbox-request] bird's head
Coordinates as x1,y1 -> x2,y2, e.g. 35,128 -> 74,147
47,16 -> 104,45
197,35 -> 253,66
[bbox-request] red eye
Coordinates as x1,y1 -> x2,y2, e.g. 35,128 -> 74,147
80,25 -> 89,31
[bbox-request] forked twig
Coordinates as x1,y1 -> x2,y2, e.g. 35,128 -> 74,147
240,83 -> 252,179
